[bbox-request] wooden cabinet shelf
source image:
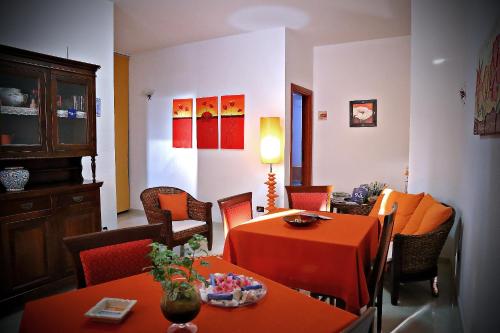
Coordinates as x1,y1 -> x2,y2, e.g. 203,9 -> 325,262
0,45 -> 103,309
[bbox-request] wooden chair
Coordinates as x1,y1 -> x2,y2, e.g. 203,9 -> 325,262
217,192 -> 253,237
140,187 -> 213,251
341,307 -> 376,333
367,203 -> 397,333
285,185 -> 334,211
390,204 -> 455,305
63,224 -> 164,288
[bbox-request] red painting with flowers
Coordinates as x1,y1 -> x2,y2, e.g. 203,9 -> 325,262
196,96 -> 218,148
172,98 -> 193,148
221,94 -> 244,149
475,21 -> 500,135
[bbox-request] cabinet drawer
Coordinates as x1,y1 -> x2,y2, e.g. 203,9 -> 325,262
56,190 -> 97,207
0,196 -> 51,217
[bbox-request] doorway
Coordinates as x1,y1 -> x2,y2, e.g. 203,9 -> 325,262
290,83 -> 313,186
114,53 -> 130,213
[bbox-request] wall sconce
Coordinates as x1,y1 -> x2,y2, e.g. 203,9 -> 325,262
260,117 -> 282,212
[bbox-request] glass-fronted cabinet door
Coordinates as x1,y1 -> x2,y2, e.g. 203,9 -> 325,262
51,71 -> 94,153
0,61 -> 47,155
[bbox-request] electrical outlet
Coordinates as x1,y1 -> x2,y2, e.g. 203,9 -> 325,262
256,206 -> 265,212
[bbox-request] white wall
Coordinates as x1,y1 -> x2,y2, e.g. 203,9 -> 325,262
285,29 -> 313,188
0,0 -> 117,228
313,37 -> 411,192
129,28 -> 286,221
409,0 -> 500,331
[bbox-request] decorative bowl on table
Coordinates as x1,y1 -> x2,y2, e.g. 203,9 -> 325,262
0,87 -> 28,107
199,273 -> 267,307
283,214 -> 318,227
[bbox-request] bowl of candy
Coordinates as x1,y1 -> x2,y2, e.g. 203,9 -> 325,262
199,273 -> 267,307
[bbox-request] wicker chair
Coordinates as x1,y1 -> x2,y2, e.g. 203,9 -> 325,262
140,187 -> 213,251
390,205 -> 455,305
285,185 -> 334,211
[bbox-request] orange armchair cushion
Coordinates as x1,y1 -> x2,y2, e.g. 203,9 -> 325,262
392,192 -> 424,236
401,194 -> 437,235
414,203 -> 452,235
158,192 -> 189,220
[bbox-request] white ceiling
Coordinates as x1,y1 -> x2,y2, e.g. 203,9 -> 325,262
114,0 -> 411,55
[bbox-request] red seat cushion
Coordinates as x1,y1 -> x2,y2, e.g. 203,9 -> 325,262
80,239 -> 152,286
290,193 -> 329,211
223,201 -> 252,236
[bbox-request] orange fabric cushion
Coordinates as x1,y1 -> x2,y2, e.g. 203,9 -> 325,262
414,203 -> 452,235
401,194 -> 437,235
369,194 -> 384,218
290,193 -> 329,211
80,239 -> 152,286
223,201 -> 252,236
391,192 -> 424,236
158,192 -> 189,220
369,189 -> 401,223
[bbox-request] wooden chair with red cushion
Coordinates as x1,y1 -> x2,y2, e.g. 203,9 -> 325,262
285,185 -> 334,211
63,224 -> 163,288
140,187 -> 213,251
217,192 -> 253,237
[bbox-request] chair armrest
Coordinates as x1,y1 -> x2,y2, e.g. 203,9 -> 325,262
188,198 -> 213,224
143,205 -> 174,244
392,220 -> 453,274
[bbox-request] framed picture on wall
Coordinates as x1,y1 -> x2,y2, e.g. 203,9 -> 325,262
349,99 -> 377,127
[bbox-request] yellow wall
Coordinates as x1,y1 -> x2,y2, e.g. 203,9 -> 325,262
114,53 -> 130,213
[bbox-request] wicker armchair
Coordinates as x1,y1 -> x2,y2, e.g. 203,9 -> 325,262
390,205 -> 455,305
140,187 -> 213,251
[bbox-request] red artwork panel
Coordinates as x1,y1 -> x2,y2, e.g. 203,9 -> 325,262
172,98 -> 193,148
221,94 -> 244,149
196,96 -> 218,149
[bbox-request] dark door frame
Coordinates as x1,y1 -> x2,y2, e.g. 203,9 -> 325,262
290,83 -> 313,186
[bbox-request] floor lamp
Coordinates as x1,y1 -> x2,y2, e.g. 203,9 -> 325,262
260,117 -> 282,212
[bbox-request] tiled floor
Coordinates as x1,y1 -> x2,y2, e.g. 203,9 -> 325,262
0,210 -> 463,333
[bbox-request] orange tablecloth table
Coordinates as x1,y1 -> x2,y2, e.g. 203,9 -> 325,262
223,209 -> 379,313
20,256 -> 356,333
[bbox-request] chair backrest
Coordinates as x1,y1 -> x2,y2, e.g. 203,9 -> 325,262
341,307 -> 376,333
217,192 -> 253,237
367,203 -> 398,304
63,224 -> 164,288
285,185 -> 334,211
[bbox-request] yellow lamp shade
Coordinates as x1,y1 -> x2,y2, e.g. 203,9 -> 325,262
260,117 -> 282,164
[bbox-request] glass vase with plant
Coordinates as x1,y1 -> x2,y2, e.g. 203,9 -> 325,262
149,234 -> 209,333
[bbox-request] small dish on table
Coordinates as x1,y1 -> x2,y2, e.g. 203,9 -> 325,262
283,214 -> 318,227
85,298 -> 137,323
199,273 -> 267,307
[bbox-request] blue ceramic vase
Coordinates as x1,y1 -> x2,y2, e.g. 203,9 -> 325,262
0,167 -> 29,191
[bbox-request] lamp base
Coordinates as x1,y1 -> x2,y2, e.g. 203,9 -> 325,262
265,172 -> 278,212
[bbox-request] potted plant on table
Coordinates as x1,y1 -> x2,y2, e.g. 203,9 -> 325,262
367,181 -> 387,203
149,234 -> 209,333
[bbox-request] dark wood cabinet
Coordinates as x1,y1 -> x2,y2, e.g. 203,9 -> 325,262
0,45 -> 103,309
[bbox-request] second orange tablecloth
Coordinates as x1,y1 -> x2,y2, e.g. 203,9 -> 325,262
223,209 -> 379,313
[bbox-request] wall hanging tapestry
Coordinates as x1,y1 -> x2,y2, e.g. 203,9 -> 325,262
172,98 -> 193,148
474,20 -> 500,135
196,96 -> 218,148
221,94 -> 245,149
350,99 -> 377,127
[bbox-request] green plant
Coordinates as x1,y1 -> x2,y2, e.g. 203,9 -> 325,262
149,234 -> 209,301
367,181 -> 387,197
